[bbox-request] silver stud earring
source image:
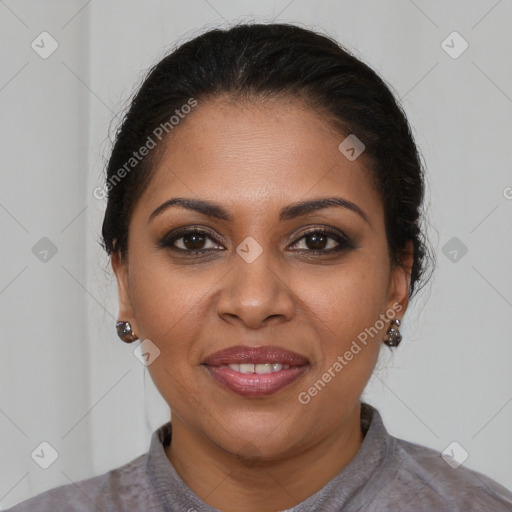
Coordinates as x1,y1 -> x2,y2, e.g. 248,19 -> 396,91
384,319 -> 402,347
116,321 -> 138,343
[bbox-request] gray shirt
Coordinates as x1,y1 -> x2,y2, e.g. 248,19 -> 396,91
7,403 -> 512,511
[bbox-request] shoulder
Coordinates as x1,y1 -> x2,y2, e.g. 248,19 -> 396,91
380,436 -> 512,511
6,452 -> 163,512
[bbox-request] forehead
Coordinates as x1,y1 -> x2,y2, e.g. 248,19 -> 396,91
136,97 -> 383,223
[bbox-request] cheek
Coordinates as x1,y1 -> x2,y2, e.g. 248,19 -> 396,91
127,258 -> 212,410
294,257 -> 388,396
291,267 -> 386,422
297,255 -> 389,341
128,251 -> 211,338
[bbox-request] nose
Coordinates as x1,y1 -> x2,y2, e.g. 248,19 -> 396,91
216,247 -> 296,330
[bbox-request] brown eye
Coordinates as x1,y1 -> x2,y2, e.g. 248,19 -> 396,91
289,228 -> 355,254
179,232 -> 208,251
302,232 -> 332,251
158,227 -> 225,255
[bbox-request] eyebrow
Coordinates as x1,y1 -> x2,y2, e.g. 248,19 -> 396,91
148,196 -> 370,225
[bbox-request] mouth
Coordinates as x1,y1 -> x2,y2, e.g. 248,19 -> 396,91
202,345 -> 309,397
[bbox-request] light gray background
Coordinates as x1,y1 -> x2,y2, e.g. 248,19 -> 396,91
1,0 -> 511,508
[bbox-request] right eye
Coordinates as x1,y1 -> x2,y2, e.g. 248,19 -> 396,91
158,227 -> 225,255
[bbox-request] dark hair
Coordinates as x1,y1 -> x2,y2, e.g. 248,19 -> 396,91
101,22 -> 434,300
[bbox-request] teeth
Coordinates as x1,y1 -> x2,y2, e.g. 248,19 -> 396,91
226,363 -> 291,374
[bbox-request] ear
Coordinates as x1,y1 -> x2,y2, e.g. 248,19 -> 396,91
385,240 -> 414,318
111,251 -> 138,334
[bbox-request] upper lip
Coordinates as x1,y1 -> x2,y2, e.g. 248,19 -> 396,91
203,345 -> 309,367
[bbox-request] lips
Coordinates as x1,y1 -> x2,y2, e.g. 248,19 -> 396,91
202,345 -> 309,397
203,345 -> 309,367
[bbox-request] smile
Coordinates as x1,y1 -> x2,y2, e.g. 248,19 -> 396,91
223,363 -> 290,374
203,362 -> 309,397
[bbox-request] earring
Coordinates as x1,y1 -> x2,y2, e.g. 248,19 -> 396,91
116,321 -> 138,343
383,319 -> 402,347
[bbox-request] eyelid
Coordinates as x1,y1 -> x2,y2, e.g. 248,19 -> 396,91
291,225 -> 352,243
158,225 -> 226,249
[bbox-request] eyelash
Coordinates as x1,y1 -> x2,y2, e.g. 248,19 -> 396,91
157,226 -> 355,257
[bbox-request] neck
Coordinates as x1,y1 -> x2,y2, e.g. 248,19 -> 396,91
165,402 -> 364,512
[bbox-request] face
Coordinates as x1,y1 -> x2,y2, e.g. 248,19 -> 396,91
112,97 -> 412,460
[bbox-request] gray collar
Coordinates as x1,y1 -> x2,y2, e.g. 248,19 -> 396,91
146,402 -> 396,512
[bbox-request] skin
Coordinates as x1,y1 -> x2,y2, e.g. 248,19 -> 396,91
112,96 -> 413,512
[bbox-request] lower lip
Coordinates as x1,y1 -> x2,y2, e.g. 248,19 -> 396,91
204,365 -> 309,397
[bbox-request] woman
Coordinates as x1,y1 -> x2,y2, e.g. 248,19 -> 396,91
9,23 -> 512,512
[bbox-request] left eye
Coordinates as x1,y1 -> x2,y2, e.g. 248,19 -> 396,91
289,230 -> 347,252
